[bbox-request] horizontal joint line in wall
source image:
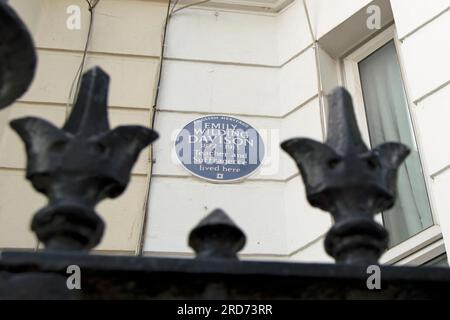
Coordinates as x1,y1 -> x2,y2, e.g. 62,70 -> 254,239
144,251 -> 291,258
150,173 -> 296,183
430,163 -> 450,180
414,80 -> 450,105
164,57 -> 278,69
285,173 -> 300,182
287,234 -> 326,258
156,93 -> 319,119
156,108 -> 279,119
164,43 -> 314,69
399,6 -> 450,43
281,94 -> 319,118
143,235 -> 327,259
15,100 -> 152,112
0,167 -> 25,173
90,250 -> 136,256
144,251 -> 293,259
0,166 -> 147,177
279,43 -> 315,68
132,173 -> 148,177
36,47 -> 161,60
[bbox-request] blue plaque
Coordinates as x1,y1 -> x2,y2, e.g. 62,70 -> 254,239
175,116 -> 265,182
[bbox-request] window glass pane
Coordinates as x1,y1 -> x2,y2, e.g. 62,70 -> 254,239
423,254 -> 448,267
358,41 -> 433,247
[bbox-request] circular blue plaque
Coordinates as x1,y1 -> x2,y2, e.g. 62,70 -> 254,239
175,116 -> 265,182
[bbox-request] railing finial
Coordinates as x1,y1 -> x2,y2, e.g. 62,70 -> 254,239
282,87 -> 409,265
189,209 -> 246,260
10,67 -> 158,251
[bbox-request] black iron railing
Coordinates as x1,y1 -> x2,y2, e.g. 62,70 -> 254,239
0,1 -> 449,300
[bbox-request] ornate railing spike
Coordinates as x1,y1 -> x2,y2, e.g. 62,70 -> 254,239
282,87 -> 410,265
189,209 -> 246,259
0,0 -> 37,109
10,67 -> 158,251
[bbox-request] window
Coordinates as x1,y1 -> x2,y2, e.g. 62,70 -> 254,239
423,254 -> 449,267
358,40 -> 433,247
342,25 -> 444,264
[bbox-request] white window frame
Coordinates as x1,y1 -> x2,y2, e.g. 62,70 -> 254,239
340,25 -> 444,265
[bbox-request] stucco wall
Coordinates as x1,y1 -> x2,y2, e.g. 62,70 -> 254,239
1,0 -> 449,263
145,0 -> 450,263
0,0 -> 168,253
145,1 -> 330,261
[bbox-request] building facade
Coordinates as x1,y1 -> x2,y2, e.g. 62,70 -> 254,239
0,0 -> 449,266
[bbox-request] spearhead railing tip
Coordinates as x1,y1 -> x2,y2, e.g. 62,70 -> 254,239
10,66 -> 158,251
0,0 -> 37,109
63,67 -> 110,137
325,87 -> 368,155
189,209 -> 246,260
282,86 -> 410,265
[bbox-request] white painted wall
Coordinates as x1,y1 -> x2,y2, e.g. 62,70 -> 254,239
145,0 -> 450,264
399,12 -> 450,102
158,60 -> 279,116
390,0 -> 450,39
305,0 -> 372,38
277,0 -> 312,63
165,9 -> 279,65
145,1 -> 331,261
